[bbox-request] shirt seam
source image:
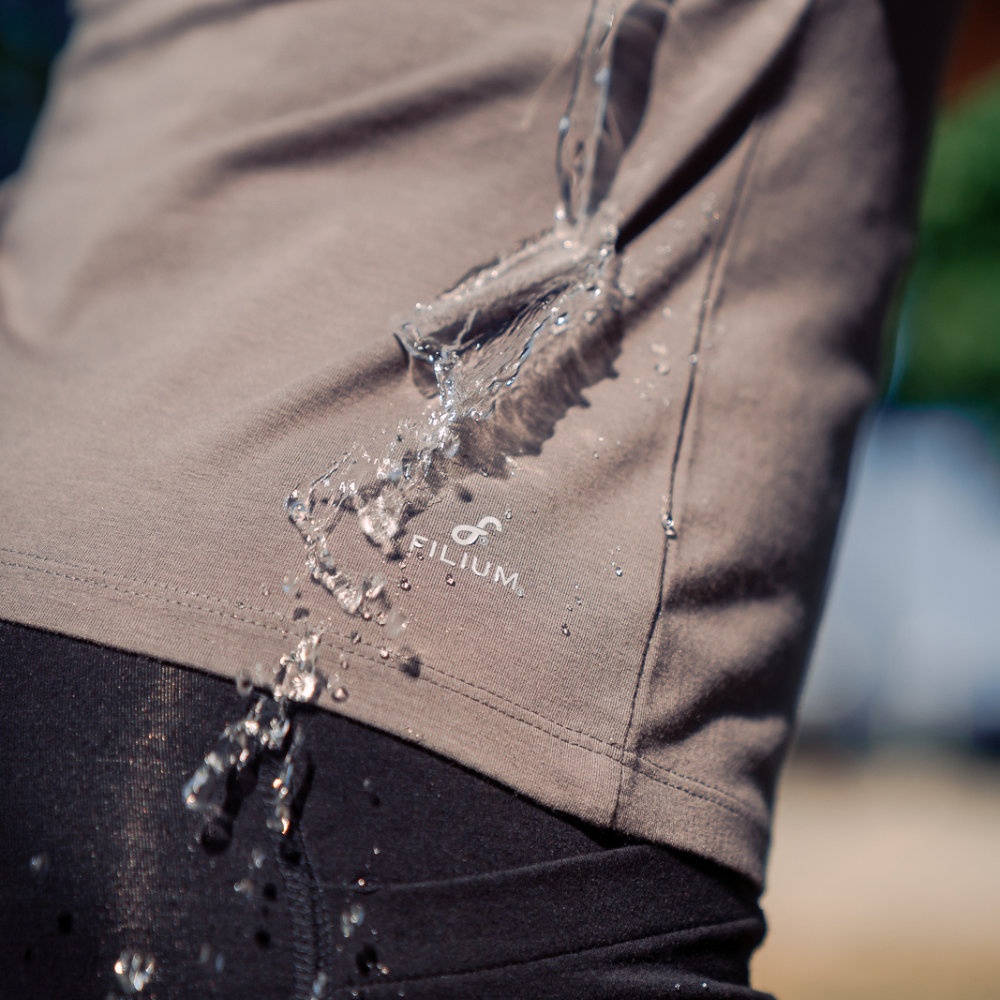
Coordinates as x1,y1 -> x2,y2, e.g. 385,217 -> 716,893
611,120 -> 768,825
0,548 -> 760,822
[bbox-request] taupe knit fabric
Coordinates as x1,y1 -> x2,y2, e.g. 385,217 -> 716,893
0,0 -> 933,884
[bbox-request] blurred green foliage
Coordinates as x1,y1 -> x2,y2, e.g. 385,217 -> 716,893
894,76 -> 1000,422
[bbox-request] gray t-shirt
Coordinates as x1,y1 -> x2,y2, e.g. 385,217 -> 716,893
0,0 -> 926,885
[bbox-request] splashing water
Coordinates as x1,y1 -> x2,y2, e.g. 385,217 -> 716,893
279,0 -> 628,616
181,2 -> 651,988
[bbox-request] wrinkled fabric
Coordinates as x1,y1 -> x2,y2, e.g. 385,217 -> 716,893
0,0 -> 951,884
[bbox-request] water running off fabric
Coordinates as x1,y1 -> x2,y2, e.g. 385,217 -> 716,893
178,3 -> 691,995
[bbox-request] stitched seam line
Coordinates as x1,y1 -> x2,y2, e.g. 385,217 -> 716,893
0,554 -> 760,819
611,124 -> 767,825
0,550 -> 618,746
1,556 -> 294,635
612,129 -> 761,823
0,546 -> 292,615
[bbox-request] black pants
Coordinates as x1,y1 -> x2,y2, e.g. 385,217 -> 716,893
0,621 -> 770,999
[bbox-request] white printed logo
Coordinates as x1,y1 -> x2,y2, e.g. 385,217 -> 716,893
408,515 -> 523,597
450,516 -> 503,546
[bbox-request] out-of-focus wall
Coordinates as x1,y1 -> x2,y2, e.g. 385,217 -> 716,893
802,0 -> 1000,748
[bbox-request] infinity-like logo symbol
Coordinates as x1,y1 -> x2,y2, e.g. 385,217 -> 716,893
451,516 -> 503,546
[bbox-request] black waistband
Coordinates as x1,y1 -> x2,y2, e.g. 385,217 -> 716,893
0,620 -> 769,999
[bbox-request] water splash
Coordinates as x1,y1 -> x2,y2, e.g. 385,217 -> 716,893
279,0 -> 631,619
181,684 -> 298,845
181,2 -> 653,988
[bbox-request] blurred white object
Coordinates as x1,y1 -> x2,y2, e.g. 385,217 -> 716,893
802,406 -> 1000,737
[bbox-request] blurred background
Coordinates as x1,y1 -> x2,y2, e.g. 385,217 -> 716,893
754,2 -> 1000,996
1,2 -> 996,998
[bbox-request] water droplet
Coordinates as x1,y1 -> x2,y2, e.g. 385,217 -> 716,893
445,574 -> 455,586
361,609 -> 372,620
555,312 -> 568,325
593,451 -> 599,459
235,673 -> 253,698
114,951 -> 156,994
399,579 -> 411,591
250,846 -> 266,870
561,624 -> 570,636
385,608 -> 409,639
289,669 -> 319,703
260,584 -> 270,597
282,574 -> 301,597
215,953 -> 225,974
234,877 -> 254,897
312,971 -> 329,998
332,686 -> 349,702
198,944 -> 211,965
378,648 -> 390,660
689,353 -> 698,364
615,567 -> 623,577
516,587 -> 525,598
351,632 -> 361,644
662,515 -> 677,538
341,903 -> 365,937
655,362 -> 670,375
29,852 -> 49,876
373,846 -> 381,855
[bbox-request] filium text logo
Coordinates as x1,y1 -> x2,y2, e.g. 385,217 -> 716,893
408,516 -> 523,596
